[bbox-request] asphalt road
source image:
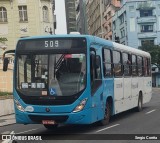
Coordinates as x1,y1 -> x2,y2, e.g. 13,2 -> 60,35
1,88 -> 160,143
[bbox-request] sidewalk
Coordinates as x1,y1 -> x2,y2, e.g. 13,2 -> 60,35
0,114 -> 15,127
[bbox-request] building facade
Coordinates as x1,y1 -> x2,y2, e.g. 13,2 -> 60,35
0,0 -> 55,53
112,0 -> 160,48
103,0 -> 120,40
75,0 -> 88,34
65,0 -> 77,34
0,0 -> 56,92
86,0 -> 104,38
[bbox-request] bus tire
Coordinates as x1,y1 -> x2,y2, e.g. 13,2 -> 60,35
99,101 -> 111,126
44,124 -> 58,130
136,93 -> 143,112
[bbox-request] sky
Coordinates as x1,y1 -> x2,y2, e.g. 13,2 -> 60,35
55,0 -> 67,34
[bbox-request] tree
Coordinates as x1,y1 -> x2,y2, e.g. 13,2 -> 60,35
139,43 -> 160,68
0,37 -> 7,50
0,37 -> 7,44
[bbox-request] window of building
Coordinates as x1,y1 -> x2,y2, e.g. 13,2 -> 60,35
120,28 -> 125,38
102,48 -> 113,77
108,11 -> 111,17
43,6 -> 49,22
141,39 -> 154,46
18,6 -> 28,22
104,15 -> 107,20
141,25 -> 153,32
113,22 -> 116,30
140,10 -> 153,17
121,41 -> 125,45
129,6 -> 134,12
113,51 -> 122,76
119,14 -> 124,25
0,7 -> 7,22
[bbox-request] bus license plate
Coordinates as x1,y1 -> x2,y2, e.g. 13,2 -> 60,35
42,120 -> 56,125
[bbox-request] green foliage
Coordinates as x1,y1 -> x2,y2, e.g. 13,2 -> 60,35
0,91 -> 12,96
139,44 -> 160,67
0,37 -> 8,44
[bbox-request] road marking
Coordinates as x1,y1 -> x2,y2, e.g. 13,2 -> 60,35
1,131 -> 11,134
16,128 -> 39,134
145,109 -> 156,115
95,124 -> 120,133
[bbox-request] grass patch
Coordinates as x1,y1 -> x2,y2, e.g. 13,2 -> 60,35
0,91 -> 12,96
0,91 -> 13,99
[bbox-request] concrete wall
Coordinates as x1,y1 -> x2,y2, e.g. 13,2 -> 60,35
0,99 -> 14,116
0,63 -> 13,92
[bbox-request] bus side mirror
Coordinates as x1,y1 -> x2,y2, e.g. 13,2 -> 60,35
3,58 -> 9,72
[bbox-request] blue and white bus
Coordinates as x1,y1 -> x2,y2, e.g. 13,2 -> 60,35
3,34 -> 152,129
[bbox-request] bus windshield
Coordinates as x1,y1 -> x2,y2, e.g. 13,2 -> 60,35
16,53 -> 86,97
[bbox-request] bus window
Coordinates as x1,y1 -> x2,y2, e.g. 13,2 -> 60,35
113,51 -> 122,77
90,49 -> 102,94
123,53 -> 131,76
49,54 -> 86,96
17,55 -> 48,92
102,48 -> 113,77
144,57 -> 151,76
144,57 -> 148,76
148,58 -> 151,76
137,56 -> 143,76
132,55 -> 137,76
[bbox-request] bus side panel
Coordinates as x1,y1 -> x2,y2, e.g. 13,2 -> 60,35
123,78 -> 133,110
131,77 -> 139,108
143,77 -> 152,104
114,78 -> 124,114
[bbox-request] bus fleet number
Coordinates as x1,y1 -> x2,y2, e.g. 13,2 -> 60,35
45,41 -> 59,48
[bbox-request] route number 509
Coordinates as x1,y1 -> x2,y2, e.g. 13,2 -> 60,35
45,40 -> 59,48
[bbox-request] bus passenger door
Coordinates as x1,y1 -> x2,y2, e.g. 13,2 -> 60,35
90,48 -> 104,122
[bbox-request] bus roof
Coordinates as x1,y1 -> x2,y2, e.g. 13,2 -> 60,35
112,42 -> 150,57
19,34 -> 150,57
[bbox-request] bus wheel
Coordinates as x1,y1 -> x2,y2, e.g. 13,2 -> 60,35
44,124 -> 58,130
99,101 -> 111,126
137,93 -> 143,112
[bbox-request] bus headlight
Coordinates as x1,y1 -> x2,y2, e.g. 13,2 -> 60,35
73,98 -> 87,113
14,99 -> 24,112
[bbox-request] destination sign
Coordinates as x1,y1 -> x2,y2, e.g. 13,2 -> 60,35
17,38 -> 87,51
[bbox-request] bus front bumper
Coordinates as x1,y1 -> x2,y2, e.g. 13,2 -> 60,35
15,108 -> 93,125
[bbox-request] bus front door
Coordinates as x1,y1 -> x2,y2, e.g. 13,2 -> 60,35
90,48 -> 104,122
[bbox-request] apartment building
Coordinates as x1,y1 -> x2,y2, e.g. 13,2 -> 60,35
103,0 -> 120,40
112,0 -> 160,48
86,0 -> 104,38
75,0 -> 88,34
65,0 -> 77,34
